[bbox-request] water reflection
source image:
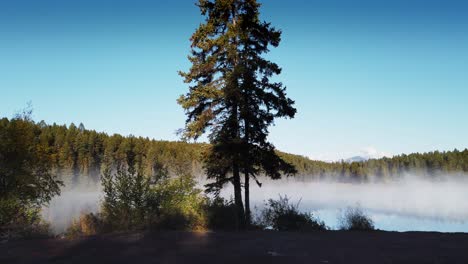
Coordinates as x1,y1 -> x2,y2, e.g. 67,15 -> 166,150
220,176 -> 468,233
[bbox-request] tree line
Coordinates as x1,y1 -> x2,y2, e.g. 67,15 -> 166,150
1,113 -> 467,234
1,116 -> 467,187
4,0 -> 466,234
283,150 -> 468,182
0,117 -> 209,188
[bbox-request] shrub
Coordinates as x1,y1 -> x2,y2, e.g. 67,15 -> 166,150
66,213 -> 101,238
149,174 -> 207,231
100,165 -> 151,230
338,206 -> 375,231
100,165 -> 207,231
204,197 -> 238,230
259,195 -> 327,231
0,198 -> 51,240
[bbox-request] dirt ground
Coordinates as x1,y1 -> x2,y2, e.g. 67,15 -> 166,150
1,230 -> 468,264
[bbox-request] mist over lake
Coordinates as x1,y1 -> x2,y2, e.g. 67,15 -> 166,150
42,174 -> 468,234
219,175 -> 468,233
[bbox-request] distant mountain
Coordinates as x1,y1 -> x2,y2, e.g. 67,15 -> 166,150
345,156 -> 368,163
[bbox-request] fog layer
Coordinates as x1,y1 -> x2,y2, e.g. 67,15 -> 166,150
239,175 -> 468,222
43,174 -> 468,233
42,187 -> 102,234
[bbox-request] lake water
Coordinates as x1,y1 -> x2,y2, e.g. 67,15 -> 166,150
220,176 -> 468,233
43,175 -> 468,233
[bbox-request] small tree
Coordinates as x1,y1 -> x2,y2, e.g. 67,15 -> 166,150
0,109 -> 62,235
101,165 -> 150,230
101,164 -> 207,231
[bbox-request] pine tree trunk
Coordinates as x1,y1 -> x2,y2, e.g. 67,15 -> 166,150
244,97 -> 251,227
233,162 -> 245,229
244,171 -> 251,226
231,2 -> 246,230
231,92 -> 245,229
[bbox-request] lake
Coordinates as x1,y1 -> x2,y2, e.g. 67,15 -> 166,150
43,175 -> 468,233
220,176 -> 468,232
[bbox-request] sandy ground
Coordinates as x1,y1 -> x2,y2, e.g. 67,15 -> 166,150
2,230 -> 468,264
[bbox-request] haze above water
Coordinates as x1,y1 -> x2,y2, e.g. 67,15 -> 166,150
220,175 -> 468,233
43,175 -> 468,234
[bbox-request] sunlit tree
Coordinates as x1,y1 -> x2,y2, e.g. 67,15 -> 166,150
178,0 -> 297,227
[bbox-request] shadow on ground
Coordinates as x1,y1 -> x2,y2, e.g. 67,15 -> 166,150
2,231 -> 468,264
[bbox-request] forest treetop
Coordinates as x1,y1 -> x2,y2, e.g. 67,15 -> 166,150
1,117 -> 466,188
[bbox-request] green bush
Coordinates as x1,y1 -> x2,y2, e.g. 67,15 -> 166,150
0,198 -> 51,240
101,165 -> 151,230
100,165 -> 207,232
0,114 -> 62,239
204,197 -> 238,230
149,174 -> 207,231
338,206 -> 375,231
259,195 -> 327,231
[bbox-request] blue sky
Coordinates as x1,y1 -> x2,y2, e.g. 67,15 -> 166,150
1,0 -> 467,161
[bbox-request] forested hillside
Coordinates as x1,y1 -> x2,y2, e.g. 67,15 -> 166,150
1,117 -> 467,187
285,150 -> 468,181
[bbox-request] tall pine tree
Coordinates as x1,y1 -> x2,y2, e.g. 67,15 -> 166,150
179,0 -> 296,228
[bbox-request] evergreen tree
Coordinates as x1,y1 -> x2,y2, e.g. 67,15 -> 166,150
178,0 -> 297,227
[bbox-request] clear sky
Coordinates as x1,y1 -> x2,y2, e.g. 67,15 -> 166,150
1,0 -> 467,161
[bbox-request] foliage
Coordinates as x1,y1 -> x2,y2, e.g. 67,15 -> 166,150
280,150 -> 468,182
178,0 -> 297,228
0,117 -> 209,187
1,116 -> 467,188
204,197 -> 238,230
0,113 -> 61,237
66,213 -> 101,238
101,165 -> 151,230
259,196 -> 327,231
338,206 -> 375,231
0,198 -> 51,240
150,174 -> 207,230
100,165 -> 207,231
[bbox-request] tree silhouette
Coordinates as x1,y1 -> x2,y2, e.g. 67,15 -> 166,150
178,0 -> 297,227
